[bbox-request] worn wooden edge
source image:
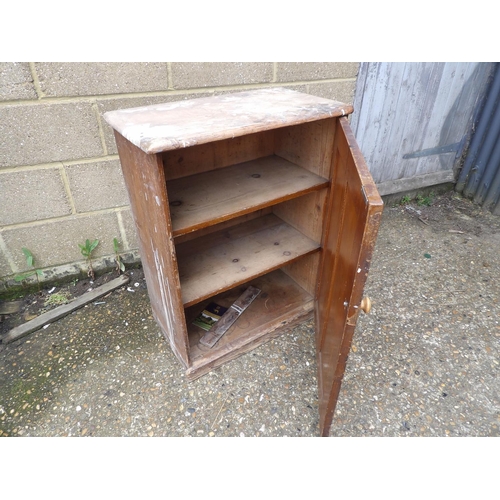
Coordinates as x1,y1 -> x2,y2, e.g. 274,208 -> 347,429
104,88 -> 353,154
1,275 -> 130,344
338,117 -> 383,207
0,300 -> 23,315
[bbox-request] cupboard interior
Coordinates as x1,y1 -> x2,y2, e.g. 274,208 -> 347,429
184,267 -> 316,370
161,118 -> 336,366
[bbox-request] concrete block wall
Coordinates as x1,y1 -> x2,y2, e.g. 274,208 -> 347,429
0,62 -> 359,288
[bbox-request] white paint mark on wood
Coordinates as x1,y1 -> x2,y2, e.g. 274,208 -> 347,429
103,88 -> 352,154
152,246 -> 172,331
152,241 -> 182,361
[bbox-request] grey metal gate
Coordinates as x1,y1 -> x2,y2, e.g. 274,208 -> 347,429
456,63 -> 500,215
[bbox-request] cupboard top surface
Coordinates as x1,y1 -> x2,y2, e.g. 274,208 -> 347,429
103,88 -> 353,154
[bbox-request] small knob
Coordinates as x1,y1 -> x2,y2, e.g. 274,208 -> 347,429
360,297 -> 372,314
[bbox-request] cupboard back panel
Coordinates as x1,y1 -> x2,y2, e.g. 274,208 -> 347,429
162,118 -> 336,182
162,130 -> 275,180
271,189 -> 326,295
274,118 -> 337,179
173,208 -> 273,245
272,189 -> 327,244
280,252 -> 321,297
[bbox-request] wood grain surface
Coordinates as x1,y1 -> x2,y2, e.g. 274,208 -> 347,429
176,213 -> 320,307
103,88 -> 352,154
315,117 -> 383,436
167,155 -> 328,236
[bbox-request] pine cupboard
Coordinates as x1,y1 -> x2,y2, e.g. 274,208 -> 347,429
104,88 -> 383,436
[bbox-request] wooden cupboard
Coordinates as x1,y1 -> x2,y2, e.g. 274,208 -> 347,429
104,88 -> 383,436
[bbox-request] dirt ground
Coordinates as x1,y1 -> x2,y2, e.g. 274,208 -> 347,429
0,267 -> 128,338
0,190 -> 499,437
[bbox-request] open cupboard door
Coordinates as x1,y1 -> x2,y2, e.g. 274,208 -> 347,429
316,117 -> 383,437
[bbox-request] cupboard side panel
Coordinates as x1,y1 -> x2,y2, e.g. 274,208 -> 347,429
273,190 -> 326,296
274,118 -> 337,178
281,252 -> 320,297
162,130 -> 275,180
272,189 -> 326,244
174,208 -> 273,245
315,118 -> 383,436
114,131 -> 190,366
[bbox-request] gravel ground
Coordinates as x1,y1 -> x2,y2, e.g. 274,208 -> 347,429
1,191 -> 499,438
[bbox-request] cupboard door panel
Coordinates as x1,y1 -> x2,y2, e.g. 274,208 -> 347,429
316,117 -> 383,436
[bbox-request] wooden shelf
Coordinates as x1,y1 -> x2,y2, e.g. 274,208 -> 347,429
167,155 -> 329,236
184,269 -> 315,379
175,213 -> 320,307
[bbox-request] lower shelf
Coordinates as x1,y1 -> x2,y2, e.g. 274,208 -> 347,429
176,213 -> 320,308
184,268 -> 315,380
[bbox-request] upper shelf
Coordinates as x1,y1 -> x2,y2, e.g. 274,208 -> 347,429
167,155 -> 329,237
103,88 -> 353,154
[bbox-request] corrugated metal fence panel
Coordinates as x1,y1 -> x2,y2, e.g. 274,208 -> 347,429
456,63 -> 500,215
351,62 -> 494,196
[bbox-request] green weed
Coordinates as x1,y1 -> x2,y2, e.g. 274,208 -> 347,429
14,248 -> 43,288
79,239 -> 99,280
416,192 -> 434,206
113,238 -> 125,274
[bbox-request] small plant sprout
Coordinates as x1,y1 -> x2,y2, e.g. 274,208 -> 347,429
14,247 -> 43,288
399,195 -> 411,205
416,192 -> 434,206
113,237 -> 125,274
79,239 -> 99,280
